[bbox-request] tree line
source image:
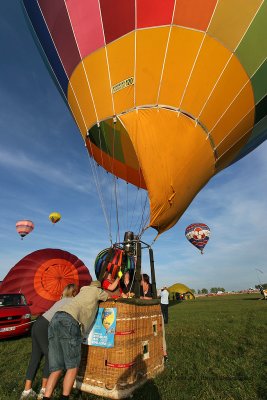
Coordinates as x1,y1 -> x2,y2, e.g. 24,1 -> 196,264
190,288 -> 226,294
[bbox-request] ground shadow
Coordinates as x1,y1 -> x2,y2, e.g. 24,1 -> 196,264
131,378 -> 162,400
117,354 -> 161,400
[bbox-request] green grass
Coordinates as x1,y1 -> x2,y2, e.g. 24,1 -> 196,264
0,294 -> 266,400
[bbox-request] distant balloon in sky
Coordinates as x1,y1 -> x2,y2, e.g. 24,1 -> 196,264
22,1 -> 267,238
16,220 -> 34,240
185,223 -> 211,254
49,212 -> 61,224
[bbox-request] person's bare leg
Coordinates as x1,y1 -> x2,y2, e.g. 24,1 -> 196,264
24,380 -> 32,391
41,378 -> 48,389
62,367 -> 79,396
44,370 -> 62,398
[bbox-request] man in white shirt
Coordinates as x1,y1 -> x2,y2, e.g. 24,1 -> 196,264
160,287 -> 169,324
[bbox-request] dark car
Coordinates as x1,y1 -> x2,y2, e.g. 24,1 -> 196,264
0,293 -> 32,339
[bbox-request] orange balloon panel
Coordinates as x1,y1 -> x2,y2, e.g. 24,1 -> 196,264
120,108 -> 214,233
34,259 -> 79,301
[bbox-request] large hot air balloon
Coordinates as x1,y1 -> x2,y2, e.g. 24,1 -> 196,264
16,220 -> 34,239
22,1 -> 267,238
0,249 -> 91,315
185,223 -> 211,254
49,212 -> 61,224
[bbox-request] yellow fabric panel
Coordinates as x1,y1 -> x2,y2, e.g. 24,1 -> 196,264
180,35 -> 231,117
208,0 -> 263,51
68,73 -> 96,138
135,27 -> 170,106
69,49 -> 113,127
216,130 -> 252,172
107,33 -> 135,115
120,108 -> 215,234
211,82 -> 254,153
159,27 -> 203,107
200,55 -> 252,133
216,109 -> 254,159
82,49 -> 114,122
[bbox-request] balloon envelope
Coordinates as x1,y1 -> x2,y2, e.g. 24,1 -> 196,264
22,1 -> 267,235
16,220 -> 34,239
185,223 -> 210,254
95,248 -> 135,280
49,212 -> 61,224
0,249 -> 91,315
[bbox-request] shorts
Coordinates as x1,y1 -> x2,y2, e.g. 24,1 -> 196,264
48,311 -> 82,372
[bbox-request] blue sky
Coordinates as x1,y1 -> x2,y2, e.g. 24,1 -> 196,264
0,2 -> 266,292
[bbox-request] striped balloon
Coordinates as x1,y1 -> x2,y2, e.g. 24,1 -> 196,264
16,220 -> 34,240
185,223 -> 210,254
95,248 -> 135,280
22,1 -> 267,236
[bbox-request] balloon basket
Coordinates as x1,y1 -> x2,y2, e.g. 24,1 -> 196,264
75,299 -> 164,399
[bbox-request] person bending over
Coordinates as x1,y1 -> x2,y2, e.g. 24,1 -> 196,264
20,284 -> 78,400
42,281 -> 108,400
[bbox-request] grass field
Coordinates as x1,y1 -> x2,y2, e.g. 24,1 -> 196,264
0,294 -> 266,400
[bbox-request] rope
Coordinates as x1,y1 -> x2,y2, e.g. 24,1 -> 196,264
0,320 -> 35,331
137,191 -> 149,237
112,121 -> 120,243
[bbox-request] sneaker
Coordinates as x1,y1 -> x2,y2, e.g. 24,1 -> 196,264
164,355 -> 169,364
20,389 -> 37,400
37,388 -> 46,400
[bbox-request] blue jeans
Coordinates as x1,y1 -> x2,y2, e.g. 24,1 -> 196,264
48,312 -> 82,372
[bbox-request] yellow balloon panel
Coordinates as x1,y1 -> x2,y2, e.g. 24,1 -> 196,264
180,35 -> 231,117
120,108 -> 215,233
135,27 -> 170,106
208,0 -> 263,52
107,32 -> 135,115
216,109 -> 254,160
212,82 -> 255,156
68,74 -> 96,137
216,130 -> 252,172
83,49 -> 114,122
199,55 -> 252,134
159,27 -> 203,108
69,49 -> 114,128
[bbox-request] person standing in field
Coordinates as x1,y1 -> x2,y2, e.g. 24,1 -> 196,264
20,283 -> 78,400
42,281 -> 108,400
160,287 -> 169,324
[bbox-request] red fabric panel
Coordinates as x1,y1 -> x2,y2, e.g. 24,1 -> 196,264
38,0 -> 81,77
99,0 -> 135,44
174,0 -> 217,31
137,0 -> 175,28
66,0 -> 105,58
0,249 -> 91,315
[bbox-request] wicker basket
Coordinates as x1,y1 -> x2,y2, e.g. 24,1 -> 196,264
75,299 -> 164,399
